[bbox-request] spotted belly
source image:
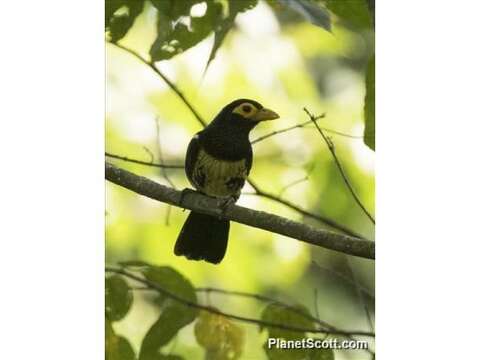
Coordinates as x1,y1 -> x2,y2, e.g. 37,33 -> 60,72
190,149 -> 248,198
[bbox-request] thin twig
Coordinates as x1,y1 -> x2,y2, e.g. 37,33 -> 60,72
278,176 -> 309,197
247,178 -> 368,240
278,164 -> 315,197
312,261 -> 374,301
346,257 -> 375,333
142,146 -> 155,163
196,287 -> 333,331
106,266 -> 375,338
154,117 -> 176,189
304,108 -> 376,225
196,286 -> 373,354
251,114 -> 361,144
105,152 -> 183,169
107,41 -> 207,127
153,117 -> 175,225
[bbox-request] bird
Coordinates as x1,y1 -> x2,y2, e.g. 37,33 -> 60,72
174,99 -> 280,264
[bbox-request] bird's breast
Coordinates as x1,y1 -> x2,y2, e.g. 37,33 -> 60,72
191,148 -> 248,198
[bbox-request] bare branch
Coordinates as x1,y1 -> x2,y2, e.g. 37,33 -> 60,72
251,114 -> 361,145
312,261 -> 374,301
105,152 -> 183,169
346,257 -> 375,332
106,162 -> 375,259
154,117 -> 177,189
106,266 -> 375,339
107,41 -> 207,127
304,108 -> 376,224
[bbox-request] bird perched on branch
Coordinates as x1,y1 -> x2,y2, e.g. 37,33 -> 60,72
174,99 -> 280,264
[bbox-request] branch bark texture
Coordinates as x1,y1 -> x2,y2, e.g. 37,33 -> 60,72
106,162 -> 375,260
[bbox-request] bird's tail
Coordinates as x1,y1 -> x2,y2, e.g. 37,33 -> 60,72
174,211 -> 230,264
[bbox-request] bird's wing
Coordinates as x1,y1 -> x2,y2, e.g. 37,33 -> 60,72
185,134 -> 201,187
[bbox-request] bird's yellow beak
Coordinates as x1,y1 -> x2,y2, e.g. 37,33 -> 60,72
253,108 -> 280,121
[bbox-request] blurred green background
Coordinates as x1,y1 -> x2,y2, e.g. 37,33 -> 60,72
106,1 -> 375,359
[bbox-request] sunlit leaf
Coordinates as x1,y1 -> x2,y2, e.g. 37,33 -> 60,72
324,0 -> 372,29
138,266 -> 198,360
261,303 -> 316,360
105,0 -> 126,28
139,304 -> 197,360
142,265 -> 197,306
106,0 -> 145,42
277,0 -> 331,31
105,275 -> 133,322
150,0 -> 223,61
364,55 -> 375,150
205,0 -> 259,70
106,320 -> 136,360
194,310 -> 245,360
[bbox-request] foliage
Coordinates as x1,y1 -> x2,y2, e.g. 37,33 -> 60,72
260,303 -> 335,360
324,0 -> 372,30
106,0 -> 375,358
277,0 -> 331,31
106,275 -> 134,321
106,0 -> 145,42
195,310 -> 245,359
106,320 -> 136,360
105,0 -> 258,65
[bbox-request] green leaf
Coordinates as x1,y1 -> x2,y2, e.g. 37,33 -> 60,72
205,0 -> 258,70
106,320 -> 136,360
150,0 -> 223,61
105,0 -> 126,28
138,266 -> 198,360
139,304 -> 197,360
277,0 -> 331,31
364,55 -> 375,150
261,303 -> 316,360
105,275 -> 133,322
142,266 -> 197,305
106,0 -> 145,42
324,0 -> 372,29
194,310 -> 245,359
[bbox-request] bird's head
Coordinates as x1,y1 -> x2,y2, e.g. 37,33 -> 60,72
211,99 -> 280,132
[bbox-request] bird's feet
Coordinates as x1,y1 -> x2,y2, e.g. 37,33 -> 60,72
179,188 -> 198,210
218,196 -> 237,218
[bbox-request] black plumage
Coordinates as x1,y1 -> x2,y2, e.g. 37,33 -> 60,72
174,99 -> 279,264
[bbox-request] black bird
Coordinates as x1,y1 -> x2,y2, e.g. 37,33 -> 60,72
174,99 -> 280,264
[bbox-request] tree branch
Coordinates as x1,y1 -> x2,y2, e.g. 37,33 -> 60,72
105,152 -> 183,169
106,151 -> 368,240
106,266 -> 375,339
107,41 -> 207,127
106,162 -> 375,260
304,108 -> 376,224
107,41 -> 370,240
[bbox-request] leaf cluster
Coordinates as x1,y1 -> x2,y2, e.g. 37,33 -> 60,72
260,303 -> 334,360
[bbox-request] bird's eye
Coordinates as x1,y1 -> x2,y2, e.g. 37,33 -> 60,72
242,105 -> 252,113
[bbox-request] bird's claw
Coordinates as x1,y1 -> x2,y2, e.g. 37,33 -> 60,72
218,196 -> 236,218
179,188 -> 198,211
